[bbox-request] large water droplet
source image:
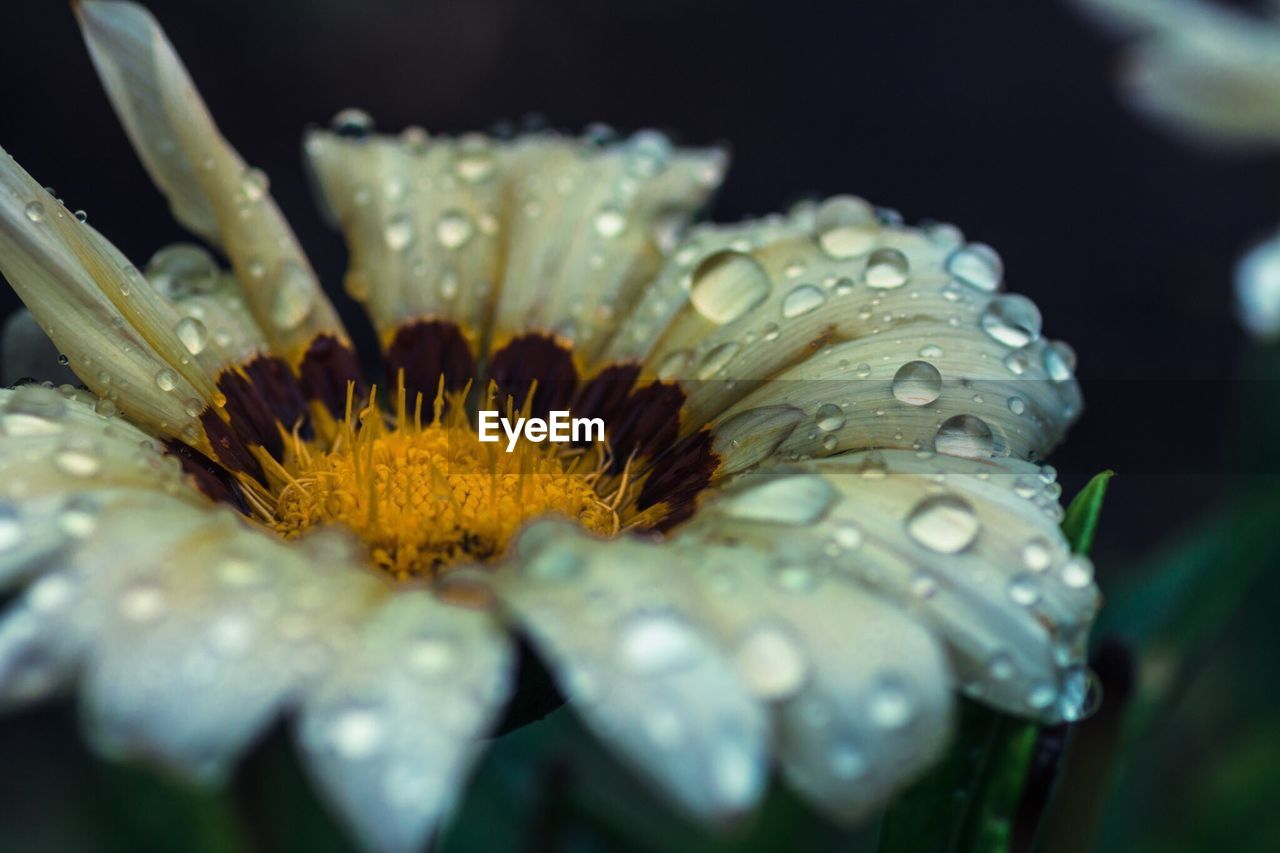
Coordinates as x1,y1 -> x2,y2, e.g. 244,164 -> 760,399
906,494 -> 980,553
867,674 -> 915,729
1060,555 -> 1094,589
863,248 -> 909,289
271,262 -> 314,331
935,414 -> 995,459
735,623 -> 809,699
616,611 -> 702,674
815,196 -> 878,259
980,294 -> 1042,347
593,206 -> 627,238
384,212 -> 414,251
435,210 -> 474,249
815,403 -> 846,431
723,475 -> 837,525
175,317 -> 209,355
696,342 -> 740,379
946,243 -> 1003,291
327,706 -> 385,759
689,251 -> 771,325
781,284 -> 827,318
331,108 -> 374,138
24,201 -> 45,223
892,361 -> 942,406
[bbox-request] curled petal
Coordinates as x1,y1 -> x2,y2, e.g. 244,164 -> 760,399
75,0 -> 347,360
296,591 -> 513,853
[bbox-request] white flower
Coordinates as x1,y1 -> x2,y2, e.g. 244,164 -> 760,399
0,2 -> 1098,850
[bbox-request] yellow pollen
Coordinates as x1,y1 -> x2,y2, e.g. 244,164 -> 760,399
253,379 -> 634,580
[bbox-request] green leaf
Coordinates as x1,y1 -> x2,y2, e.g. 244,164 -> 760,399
1061,470 -> 1114,556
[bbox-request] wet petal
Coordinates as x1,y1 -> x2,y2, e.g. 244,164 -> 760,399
689,454 -> 1100,723
296,591 -> 513,853
1077,0 -> 1280,145
679,540 -> 953,822
75,0 -> 346,360
496,523 -> 769,822
306,126 -> 724,367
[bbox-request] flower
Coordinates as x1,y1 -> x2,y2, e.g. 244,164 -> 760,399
1075,0 -> 1280,339
0,1 -> 1098,850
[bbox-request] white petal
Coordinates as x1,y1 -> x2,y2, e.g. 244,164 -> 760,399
690,455 -> 1100,723
495,523 -> 768,822
306,127 -> 724,364
1235,228 -> 1280,340
1076,0 -> 1280,145
296,591 -> 513,853
75,0 -> 346,359
677,540 -> 953,821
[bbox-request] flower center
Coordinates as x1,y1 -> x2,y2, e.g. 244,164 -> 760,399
245,381 -> 649,580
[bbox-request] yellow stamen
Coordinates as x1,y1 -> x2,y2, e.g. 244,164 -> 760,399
244,377 -> 654,581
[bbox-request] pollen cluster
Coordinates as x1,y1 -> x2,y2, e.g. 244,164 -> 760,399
250,381 -> 625,580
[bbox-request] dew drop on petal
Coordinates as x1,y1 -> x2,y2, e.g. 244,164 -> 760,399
815,196 -> 878,259
815,403 -> 846,431
696,342 -> 741,379
689,251 -> 771,325
175,317 -> 209,356
1007,573 -> 1041,607
616,612 -> 702,675
935,414 -> 995,459
435,210 -> 474,249
867,673 -> 916,729
863,248 -> 910,289
735,623 -> 809,699
271,262 -> 314,331
327,707 -> 385,760
1061,555 -> 1094,589
781,284 -> 827,318
593,206 -> 627,238
24,201 -> 45,223
892,361 -> 942,406
906,494 -> 980,554
118,580 -> 167,623
946,243 -> 1003,291
980,294 -> 1042,348
384,212 -> 415,251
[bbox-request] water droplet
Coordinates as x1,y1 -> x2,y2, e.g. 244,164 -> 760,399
892,361 -> 943,406
830,743 -> 867,779
24,201 -> 45,223
935,414 -> 995,459
1027,683 -> 1057,711
1007,573 -> 1041,606
454,149 -> 495,183
155,368 -> 178,392
946,243 -> 1003,291
593,206 -> 627,238
815,196 -> 878,259
74,210 -> 88,223
1043,341 -> 1076,382
735,623 -> 808,699
781,284 -> 827,318
271,262 -> 314,331
863,248 -> 909,289
689,251 -> 771,325
384,212 -> 414,251
910,569 -> 939,599
696,342 -> 740,379
656,349 -> 693,380
175,317 -> 209,355
241,168 -> 269,202
723,475 -> 837,525
987,651 -> 1015,681
1008,395 -> 1026,415
980,294 -> 1042,348
1021,538 -> 1053,572
54,449 -> 101,478
331,108 -> 374,138
906,494 -> 980,553
119,580 -> 166,623
0,506 -> 24,552
616,611 -> 702,674
435,210 -> 473,249
867,674 -> 915,729
832,522 -> 863,550
815,403 -> 846,432
404,636 -> 455,675
1058,667 -> 1103,722
327,707 -> 385,759
1060,555 -> 1094,589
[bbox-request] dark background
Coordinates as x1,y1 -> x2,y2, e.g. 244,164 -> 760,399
2,2 -> 1279,850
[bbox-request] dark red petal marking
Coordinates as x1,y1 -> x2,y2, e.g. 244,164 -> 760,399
218,356 -> 312,460
167,436 -> 251,513
637,428 -> 717,530
487,334 -> 578,419
571,363 -> 641,444
199,409 -> 267,483
606,381 -> 684,472
299,334 -> 367,416
386,319 -> 474,403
